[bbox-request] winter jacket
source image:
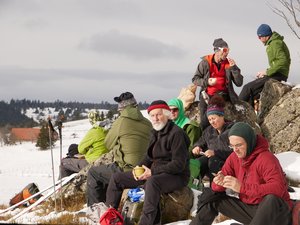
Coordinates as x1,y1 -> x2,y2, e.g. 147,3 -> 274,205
193,122 -> 234,160
78,126 -> 108,163
138,120 -> 190,182
183,120 -> 201,154
265,31 -> 291,77
212,135 -> 292,209
192,54 -> 243,104
104,105 -> 152,171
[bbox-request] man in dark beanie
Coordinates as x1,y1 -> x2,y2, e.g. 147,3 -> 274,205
106,100 -> 190,225
86,91 -> 152,207
239,24 -> 291,107
190,122 -> 292,225
192,38 -> 243,130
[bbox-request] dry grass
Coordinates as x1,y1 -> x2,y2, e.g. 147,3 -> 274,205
0,192 -> 88,224
34,191 -> 87,224
287,177 -> 300,187
37,191 -> 86,215
38,213 -> 90,225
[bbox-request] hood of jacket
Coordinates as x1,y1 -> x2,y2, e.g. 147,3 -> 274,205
266,31 -> 283,46
241,135 -> 269,167
167,98 -> 190,128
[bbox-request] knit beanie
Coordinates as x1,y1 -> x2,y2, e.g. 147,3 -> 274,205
88,110 -> 100,126
114,91 -> 137,110
257,24 -> 272,37
228,122 -> 257,156
147,100 -> 170,114
67,144 -> 79,157
167,98 -> 189,128
206,104 -> 224,117
213,38 -> 228,49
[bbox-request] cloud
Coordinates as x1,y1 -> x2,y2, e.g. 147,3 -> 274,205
79,29 -> 186,60
0,66 -> 190,103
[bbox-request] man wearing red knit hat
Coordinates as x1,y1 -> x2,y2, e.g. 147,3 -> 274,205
105,100 -> 190,225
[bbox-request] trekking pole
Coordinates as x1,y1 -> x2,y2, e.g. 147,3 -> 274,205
48,117 -> 57,213
57,116 -> 63,211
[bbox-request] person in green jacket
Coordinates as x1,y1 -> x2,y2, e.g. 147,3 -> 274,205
59,110 -> 109,179
167,98 -> 201,156
239,24 -> 291,106
86,92 -> 152,206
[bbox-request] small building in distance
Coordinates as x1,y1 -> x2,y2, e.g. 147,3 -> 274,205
11,128 -> 41,142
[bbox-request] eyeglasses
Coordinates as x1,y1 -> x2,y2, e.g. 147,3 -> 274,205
218,47 -> 229,53
170,108 -> 179,113
228,143 -> 244,150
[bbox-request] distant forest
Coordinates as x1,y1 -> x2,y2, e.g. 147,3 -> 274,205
0,99 -> 149,128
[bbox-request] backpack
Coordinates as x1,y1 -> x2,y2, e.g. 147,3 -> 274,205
9,183 -> 41,207
100,207 -> 124,225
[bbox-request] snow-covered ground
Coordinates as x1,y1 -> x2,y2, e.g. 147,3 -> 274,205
1,116 -> 300,224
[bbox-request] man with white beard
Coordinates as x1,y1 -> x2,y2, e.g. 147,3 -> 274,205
105,100 -> 190,225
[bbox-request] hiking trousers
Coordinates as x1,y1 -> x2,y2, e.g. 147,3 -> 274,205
190,194 -> 292,225
59,157 -> 88,179
106,171 -> 187,225
239,73 -> 287,106
86,162 -> 122,206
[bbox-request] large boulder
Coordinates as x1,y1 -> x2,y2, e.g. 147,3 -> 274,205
119,186 -> 194,224
260,86 -> 300,153
258,79 -> 292,124
185,99 -> 260,133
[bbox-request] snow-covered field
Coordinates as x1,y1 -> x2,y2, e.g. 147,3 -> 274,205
1,117 -> 300,224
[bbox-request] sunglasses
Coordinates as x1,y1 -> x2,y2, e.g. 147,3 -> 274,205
218,47 -> 229,53
170,108 -> 179,112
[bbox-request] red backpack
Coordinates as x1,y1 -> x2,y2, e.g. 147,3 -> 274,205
100,207 -> 124,225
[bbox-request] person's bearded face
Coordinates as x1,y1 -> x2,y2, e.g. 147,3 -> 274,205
149,108 -> 168,131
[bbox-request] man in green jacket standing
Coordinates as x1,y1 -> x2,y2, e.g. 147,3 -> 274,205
59,110 -> 108,179
86,92 -> 152,206
239,24 -> 291,106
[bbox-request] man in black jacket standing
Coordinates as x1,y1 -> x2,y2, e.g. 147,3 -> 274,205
105,100 -> 190,225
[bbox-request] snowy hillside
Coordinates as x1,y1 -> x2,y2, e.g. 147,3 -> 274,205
23,107 -> 109,123
1,116 -> 300,224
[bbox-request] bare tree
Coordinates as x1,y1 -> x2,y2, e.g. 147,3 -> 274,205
268,0 -> 300,39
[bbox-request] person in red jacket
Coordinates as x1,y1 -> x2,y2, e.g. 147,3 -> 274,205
192,38 -> 243,130
190,122 -> 292,225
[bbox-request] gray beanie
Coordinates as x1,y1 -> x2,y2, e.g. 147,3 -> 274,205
213,38 -> 228,49
228,122 -> 257,156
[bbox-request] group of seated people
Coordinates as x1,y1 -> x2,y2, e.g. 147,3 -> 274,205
59,23 -> 293,225
59,91 -> 292,225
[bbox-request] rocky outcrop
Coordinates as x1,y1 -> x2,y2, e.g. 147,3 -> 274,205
258,79 -> 293,124
186,79 -> 300,154
185,99 -> 260,134
260,82 -> 300,153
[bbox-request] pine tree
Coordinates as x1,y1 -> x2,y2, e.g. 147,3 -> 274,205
36,122 -> 56,150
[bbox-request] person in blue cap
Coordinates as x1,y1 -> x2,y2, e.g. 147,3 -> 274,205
239,24 -> 291,107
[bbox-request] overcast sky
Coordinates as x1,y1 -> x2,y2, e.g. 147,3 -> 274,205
0,0 -> 299,104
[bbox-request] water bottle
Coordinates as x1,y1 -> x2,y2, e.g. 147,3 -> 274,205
201,91 -> 209,104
